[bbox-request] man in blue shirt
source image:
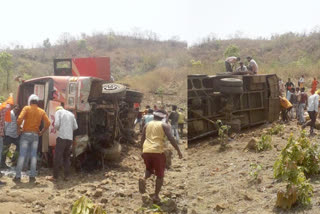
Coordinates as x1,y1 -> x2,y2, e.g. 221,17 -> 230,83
142,109 -> 154,127
1,105 -> 20,169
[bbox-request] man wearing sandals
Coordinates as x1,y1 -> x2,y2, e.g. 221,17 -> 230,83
139,109 -> 183,203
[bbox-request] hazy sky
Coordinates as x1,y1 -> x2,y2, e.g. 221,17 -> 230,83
1,0 -> 319,47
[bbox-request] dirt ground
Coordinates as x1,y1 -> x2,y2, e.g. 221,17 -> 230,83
0,135 -> 188,214
4,120 -> 320,214
188,121 -> 320,214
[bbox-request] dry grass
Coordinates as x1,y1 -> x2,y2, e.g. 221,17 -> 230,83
120,67 -> 187,94
3,31 -> 320,101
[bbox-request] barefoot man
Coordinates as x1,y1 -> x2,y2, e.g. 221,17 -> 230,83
139,109 -> 183,203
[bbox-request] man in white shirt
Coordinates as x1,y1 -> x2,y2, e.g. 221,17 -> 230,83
302,90 -> 320,135
236,62 -> 248,72
225,56 -> 240,72
247,56 -> 258,74
298,75 -> 305,89
47,106 -> 78,181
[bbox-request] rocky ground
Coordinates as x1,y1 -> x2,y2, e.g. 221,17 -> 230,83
188,121 -> 320,214
0,136 -> 188,214
5,110 -> 320,213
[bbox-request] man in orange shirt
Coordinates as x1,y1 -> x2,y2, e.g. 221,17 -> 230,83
311,77 -> 319,94
13,94 -> 50,183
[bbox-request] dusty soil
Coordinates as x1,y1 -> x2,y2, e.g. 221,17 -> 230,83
0,137 -> 188,214
188,121 -> 320,214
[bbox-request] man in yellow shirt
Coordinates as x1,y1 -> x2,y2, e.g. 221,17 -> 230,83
178,108 -> 185,137
139,109 -> 183,203
279,96 -> 293,122
14,94 -> 50,183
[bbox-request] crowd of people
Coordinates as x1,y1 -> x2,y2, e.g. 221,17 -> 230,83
134,104 -> 186,144
225,56 -> 258,74
279,76 -> 320,136
0,93 -> 78,185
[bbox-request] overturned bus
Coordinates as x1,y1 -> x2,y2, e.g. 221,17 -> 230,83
17,57 -> 143,168
188,73 -> 280,141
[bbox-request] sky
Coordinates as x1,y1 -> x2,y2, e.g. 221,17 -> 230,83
1,0 -> 320,48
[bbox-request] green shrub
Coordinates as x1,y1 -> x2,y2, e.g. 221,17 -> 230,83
249,163 -> 262,180
224,44 -> 240,58
268,124 -> 284,135
273,131 -> 319,207
71,196 -> 106,214
256,134 -> 272,152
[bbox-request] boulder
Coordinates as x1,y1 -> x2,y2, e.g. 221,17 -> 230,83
244,138 -> 258,151
276,185 -> 297,210
93,189 -> 103,198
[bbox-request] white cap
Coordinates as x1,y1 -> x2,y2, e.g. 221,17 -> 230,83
28,94 -> 39,105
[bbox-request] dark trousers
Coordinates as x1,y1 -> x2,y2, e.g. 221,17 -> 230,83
178,123 -> 184,136
53,137 -> 72,179
306,111 -> 317,133
281,107 -> 292,122
225,61 -> 233,72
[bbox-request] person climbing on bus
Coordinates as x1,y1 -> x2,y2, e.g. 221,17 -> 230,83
225,56 -> 240,72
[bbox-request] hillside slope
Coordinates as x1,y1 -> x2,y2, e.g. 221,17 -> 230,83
188,32 -> 320,82
2,31 -> 320,105
0,33 -> 189,108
